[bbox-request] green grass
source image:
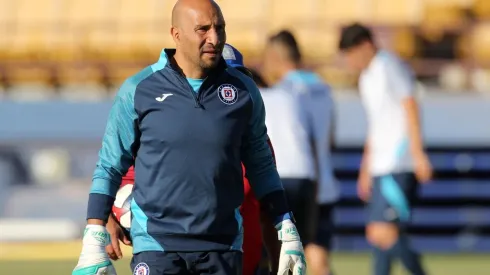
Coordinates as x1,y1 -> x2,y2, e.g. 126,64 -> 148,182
1,253 -> 489,275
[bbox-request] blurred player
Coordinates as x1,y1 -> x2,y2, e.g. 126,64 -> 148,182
105,44 -> 281,275
339,23 -> 432,275
262,30 -> 339,275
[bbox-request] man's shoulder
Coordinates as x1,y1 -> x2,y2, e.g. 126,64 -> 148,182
375,51 -> 411,75
123,66 -> 156,89
115,66 -> 161,100
284,70 -> 330,95
226,67 -> 257,90
225,67 -> 261,103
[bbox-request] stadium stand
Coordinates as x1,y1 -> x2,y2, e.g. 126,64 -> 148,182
371,0 -> 418,25
1,0 -> 490,93
332,147 -> 490,252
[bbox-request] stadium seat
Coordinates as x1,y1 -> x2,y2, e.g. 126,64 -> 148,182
161,0 -> 178,12
292,27 -> 339,60
268,0 -> 318,30
56,64 -> 105,88
335,207 -> 490,227
9,0 -> 60,61
61,0 -> 116,61
455,32 -> 471,60
439,64 -> 468,91
225,26 -> 265,59
316,65 -> 358,89
58,84 -> 108,102
421,4 -> 466,30
371,0 -> 418,25
470,68 -> 490,94
217,0 -> 267,56
4,61 -> 54,96
322,0 -> 368,23
340,179 -> 490,201
0,0 -> 16,59
392,27 -> 417,58
332,151 -> 490,172
5,65 -> 52,85
217,0 -> 266,23
0,84 -> 5,99
111,0 -> 160,61
472,0 -> 490,20
470,23 -> 490,64
6,84 -> 56,101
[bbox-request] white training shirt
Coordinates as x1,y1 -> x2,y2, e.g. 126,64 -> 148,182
359,50 -> 415,176
262,70 -> 339,203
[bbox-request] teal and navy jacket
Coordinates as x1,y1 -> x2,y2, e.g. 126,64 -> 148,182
87,49 -> 289,253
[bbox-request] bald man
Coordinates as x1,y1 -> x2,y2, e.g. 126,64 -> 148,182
72,1 -> 305,275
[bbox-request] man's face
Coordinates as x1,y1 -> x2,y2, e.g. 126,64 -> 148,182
262,43 -> 282,84
342,42 -> 372,72
177,7 -> 226,70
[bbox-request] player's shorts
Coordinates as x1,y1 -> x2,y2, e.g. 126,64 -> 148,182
131,251 -> 242,275
314,202 -> 336,250
281,178 -> 317,246
368,172 -> 418,225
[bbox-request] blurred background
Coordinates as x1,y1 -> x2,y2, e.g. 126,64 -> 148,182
0,0 -> 490,274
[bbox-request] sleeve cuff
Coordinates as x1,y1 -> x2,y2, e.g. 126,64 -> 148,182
274,212 -> 293,227
259,190 -> 291,223
86,193 -> 115,221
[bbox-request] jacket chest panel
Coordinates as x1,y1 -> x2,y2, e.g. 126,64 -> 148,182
136,80 -> 252,150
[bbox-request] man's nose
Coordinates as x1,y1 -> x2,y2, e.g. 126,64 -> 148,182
206,27 -> 221,45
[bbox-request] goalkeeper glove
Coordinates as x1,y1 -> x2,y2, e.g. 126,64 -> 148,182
277,219 -> 307,275
72,225 -> 117,275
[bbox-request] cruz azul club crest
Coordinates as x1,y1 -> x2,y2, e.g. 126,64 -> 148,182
217,84 -> 238,105
133,262 -> 150,275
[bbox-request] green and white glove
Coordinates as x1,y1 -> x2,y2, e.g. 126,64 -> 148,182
72,225 -> 117,275
276,219 -> 307,275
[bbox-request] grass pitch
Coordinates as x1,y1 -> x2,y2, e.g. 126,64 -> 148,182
0,241 -> 489,275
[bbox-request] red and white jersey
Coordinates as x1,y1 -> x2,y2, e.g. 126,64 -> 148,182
240,164 -> 262,275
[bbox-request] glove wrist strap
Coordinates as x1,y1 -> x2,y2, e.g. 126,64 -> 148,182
81,225 -> 110,254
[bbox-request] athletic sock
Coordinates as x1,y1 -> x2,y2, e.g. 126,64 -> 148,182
389,234 -> 426,275
373,246 -> 392,275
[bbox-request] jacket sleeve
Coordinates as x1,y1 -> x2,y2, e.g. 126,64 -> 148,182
86,79 -> 139,221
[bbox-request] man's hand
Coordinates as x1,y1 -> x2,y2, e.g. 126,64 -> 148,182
402,97 -> 432,184
72,225 -> 117,275
106,214 -> 132,260
357,168 -> 372,202
277,219 -> 306,275
413,151 -> 433,184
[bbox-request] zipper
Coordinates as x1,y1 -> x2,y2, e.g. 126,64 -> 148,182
184,79 -> 203,108
172,70 -> 203,108
169,61 -> 226,109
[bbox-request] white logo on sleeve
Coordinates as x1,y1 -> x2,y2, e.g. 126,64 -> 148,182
156,93 -> 173,102
217,84 -> 238,105
134,262 -> 150,275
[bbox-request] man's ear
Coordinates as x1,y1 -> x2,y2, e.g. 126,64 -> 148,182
171,26 -> 179,43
